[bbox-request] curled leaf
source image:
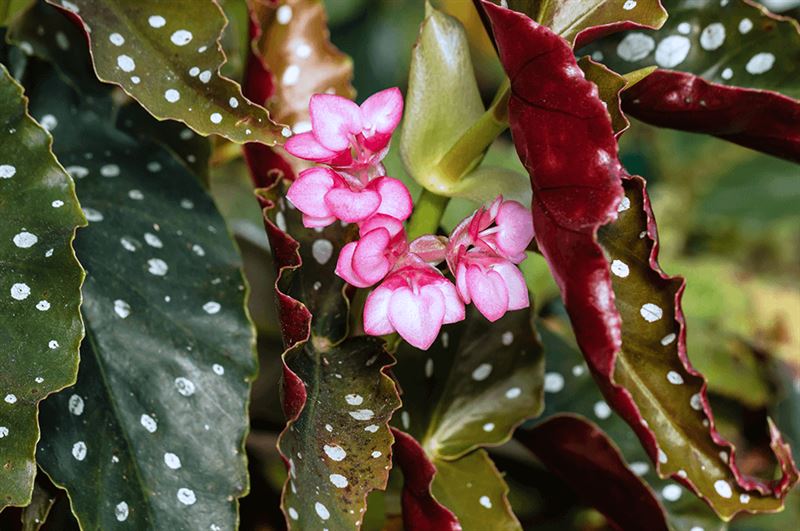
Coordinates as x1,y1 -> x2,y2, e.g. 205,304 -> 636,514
45,0 -> 284,144
479,1 -> 799,519
0,63 -> 85,509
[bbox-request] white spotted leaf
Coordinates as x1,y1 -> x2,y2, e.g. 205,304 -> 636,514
257,181 -> 401,530
584,0 -> 800,97
21,57 -> 256,529
391,305 -> 544,529
507,0 -> 668,47
0,63 -> 85,510
44,0 -> 284,144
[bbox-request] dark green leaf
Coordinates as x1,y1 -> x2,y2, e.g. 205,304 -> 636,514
392,305 -> 543,529
584,0 -> 800,97
0,64 -> 84,509
23,58 -> 256,529
256,181 -> 401,529
44,0 -> 284,144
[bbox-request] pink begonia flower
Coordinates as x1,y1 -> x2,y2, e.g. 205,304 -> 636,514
363,257 -> 465,350
336,215 -> 408,288
447,197 -> 534,322
286,167 -> 412,228
284,88 -> 404,170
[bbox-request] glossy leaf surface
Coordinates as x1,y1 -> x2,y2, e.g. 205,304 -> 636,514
392,306 -> 543,529
45,0 -> 283,145
22,55 -> 256,529
255,177 -> 399,530
0,64 -> 85,509
479,1 -> 799,519
506,0 -> 667,47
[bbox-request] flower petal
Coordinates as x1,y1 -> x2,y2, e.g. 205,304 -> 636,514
455,262 -> 470,303
388,286 -> 445,350
335,242 -> 372,288
309,93 -> 362,152
369,177 -> 413,221
493,261 -> 530,311
286,167 -> 336,219
364,284 -> 396,336
324,187 -> 381,223
284,131 -> 339,162
467,265 -> 509,322
302,213 -> 337,228
436,279 -> 466,325
352,229 -> 392,286
360,87 -> 404,135
494,200 -> 534,262
359,214 -> 405,238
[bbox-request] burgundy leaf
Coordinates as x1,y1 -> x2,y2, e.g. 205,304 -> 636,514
391,429 -> 462,531
478,0 -> 799,519
623,70 -> 800,163
519,414 -> 669,531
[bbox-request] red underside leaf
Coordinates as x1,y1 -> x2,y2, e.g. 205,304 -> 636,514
479,0 -> 799,520
391,429 -> 462,531
622,69 -> 800,163
519,415 -> 669,531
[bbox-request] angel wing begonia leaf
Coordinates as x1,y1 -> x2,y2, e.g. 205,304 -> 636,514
44,0 -> 284,145
0,64 -> 85,510
391,305 -> 543,530
584,0 -> 800,162
479,1 -> 799,520
506,0 -> 667,47
253,171 -> 400,530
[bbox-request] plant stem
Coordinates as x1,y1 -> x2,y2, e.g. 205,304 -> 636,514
406,188 -> 450,240
432,77 -> 511,183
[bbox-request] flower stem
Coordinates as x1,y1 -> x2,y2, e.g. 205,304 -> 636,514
406,188 -> 450,240
432,77 -> 510,184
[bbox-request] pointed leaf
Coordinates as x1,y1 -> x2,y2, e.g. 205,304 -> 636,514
0,64 -> 84,509
248,0 -> 355,135
20,55 -> 256,528
506,0 -> 667,47
44,0 -> 283,144
400,4 -> 486,195
394,306 -> 544,459
585,0 -> 800,161
253,170 -> 400,529
479,1 -> 799,519
390,428 -> 460,531
391,306 -> 542,529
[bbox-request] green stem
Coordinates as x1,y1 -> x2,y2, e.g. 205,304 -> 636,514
406,188 -> 450,240
432,78 -> 510,183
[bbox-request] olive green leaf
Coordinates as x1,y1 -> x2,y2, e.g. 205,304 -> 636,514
584,0 -> 800,97
21,58 -> 256,529
44,0 -> 284,144
508,0 -> 668,46
257,181 -> 401,530
0,64 -> 85,509
392,305 -> 544,529
597,176 -> 797,518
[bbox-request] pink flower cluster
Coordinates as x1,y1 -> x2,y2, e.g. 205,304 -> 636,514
285,89 -> 533,350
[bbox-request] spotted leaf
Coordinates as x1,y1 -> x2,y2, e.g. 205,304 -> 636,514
248,0 -> 355,139
0,64 -> 85,510
479,1 -> 799,519
585,0 -> 800,162
505,0 -> 667,47
391,305 -> 543,529
44,0 -> 284,145
535,321 -> 744,531
253,177 -> 400,529
19,56 -> 257,528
